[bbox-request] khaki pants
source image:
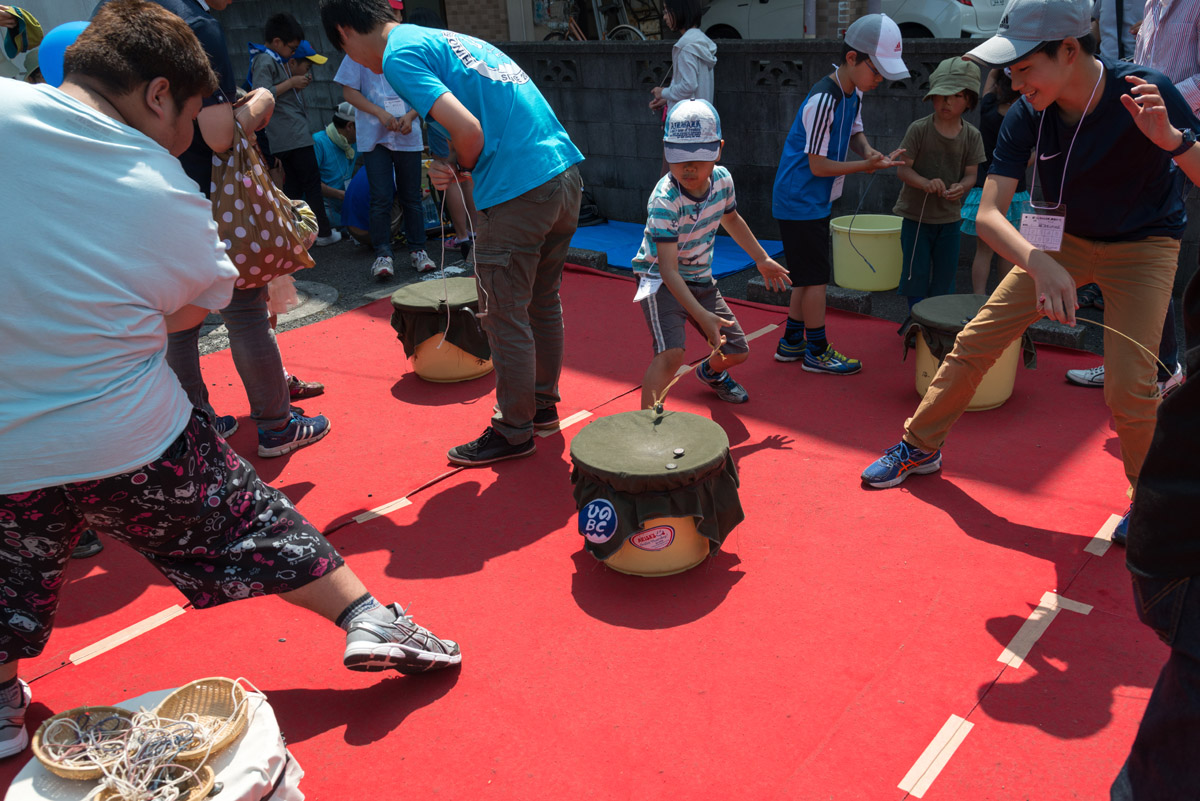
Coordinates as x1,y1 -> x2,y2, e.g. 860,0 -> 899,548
904,233 -> 1179,488
473,165 -> 583,444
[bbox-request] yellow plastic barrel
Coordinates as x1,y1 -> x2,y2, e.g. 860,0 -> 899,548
604,516 -> 711,577
912,294 -> 1020,411
830,214 -> 903,291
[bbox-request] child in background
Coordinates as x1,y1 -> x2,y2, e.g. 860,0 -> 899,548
633,100 -> 791,410
251,13 -> 340,246
961,68 -> 1030,294
772,13 -> 908,374
893,57 -> 985,306
649,0 -> 716,114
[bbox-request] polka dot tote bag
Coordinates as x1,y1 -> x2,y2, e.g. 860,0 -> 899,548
211,122 -> 317,290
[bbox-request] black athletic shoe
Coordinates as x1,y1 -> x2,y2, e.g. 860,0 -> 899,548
447,426 -> 535,466
71,530 -> 104,559
533,404 -> 560,430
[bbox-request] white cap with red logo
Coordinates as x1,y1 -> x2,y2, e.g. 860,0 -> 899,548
844,13 -> 910,82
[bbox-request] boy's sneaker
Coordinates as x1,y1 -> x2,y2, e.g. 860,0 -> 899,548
447,426 -> 535,466
774,335 -> 806,363
1065,365 -> 1104,387
315,230 -> 343,247
214,415 -> 238,438
803,345 -> 862,375
456,236 -> 473,259
258,411 -> 331,458
371,256 -> 394,280
343,603 -> 461,674
490,404 -> 561,430
695,365 -> 749,403
861,441 -> 942,488
1112,506 -> 1132,546
0,680 -> 31,758
287,374 -> 325,400
71,530 -> 104,559
411,250 -> 436,273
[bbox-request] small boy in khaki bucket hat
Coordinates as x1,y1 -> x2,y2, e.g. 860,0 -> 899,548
893,56 -> 987,305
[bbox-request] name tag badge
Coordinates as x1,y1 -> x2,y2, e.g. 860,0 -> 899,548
1019,201 -> 1067,253
633,274 -> 663,302
830,175 -> 845,203
383,97 -> 406,117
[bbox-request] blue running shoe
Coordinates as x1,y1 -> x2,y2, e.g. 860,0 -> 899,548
861,441 -> 942,488
1112,506 -> 1131,546
695,364 -> 749,403
774,335 -> 806,363
803,345 -> 862,375
258,411 -> 331,458
214,415 -> 238,438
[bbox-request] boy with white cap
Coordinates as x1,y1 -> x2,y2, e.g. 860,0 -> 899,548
772,13 -> 908,375
860,0 -> 1200,539
633,100 -> 791,409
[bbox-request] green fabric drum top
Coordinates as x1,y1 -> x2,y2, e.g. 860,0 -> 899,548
389,276 -> 491,361
904,293 -> 1036,367
570,410 -> 744,561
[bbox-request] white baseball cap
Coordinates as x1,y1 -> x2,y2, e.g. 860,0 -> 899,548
965,0 -> 1093,68
844,13 -> 909,82
663,99 -> 723,164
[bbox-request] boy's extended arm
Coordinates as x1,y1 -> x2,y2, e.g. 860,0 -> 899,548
944,164 -> 977,201
720,211 -> 791,291
425,92 -> 484,190
656,242 -> 734,350
810,137 -> 904,177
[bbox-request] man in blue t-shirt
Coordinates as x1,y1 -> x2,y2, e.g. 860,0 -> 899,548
321,0 -> 583,466
861,0 -> 1200,524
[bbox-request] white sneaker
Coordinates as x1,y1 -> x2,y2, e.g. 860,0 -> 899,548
1065,365 -> 1105,387
411,249 -> 436,273
371,256 -> 394,280
1159,362 -> 1184,395
315,230 -> 343,247
0,679 -> 31,759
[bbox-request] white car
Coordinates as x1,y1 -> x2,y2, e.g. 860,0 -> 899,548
701,0 -> 1004,40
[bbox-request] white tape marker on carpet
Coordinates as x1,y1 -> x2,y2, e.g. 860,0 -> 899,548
70,605 -> 186,665
998,591 -> 1094,669
898,714 -> 974,797
1085,513 -> 1123,557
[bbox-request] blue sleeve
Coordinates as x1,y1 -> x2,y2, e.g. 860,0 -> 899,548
990,99 -> 1035,181
382,38 -> 450,119
647,193 -> 680,243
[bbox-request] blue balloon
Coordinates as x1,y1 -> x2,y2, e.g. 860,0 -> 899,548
39,21 -> 90,87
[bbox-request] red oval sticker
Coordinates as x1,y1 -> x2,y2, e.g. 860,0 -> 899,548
629,525 -> 675,551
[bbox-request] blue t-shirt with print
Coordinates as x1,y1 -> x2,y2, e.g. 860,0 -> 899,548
991,57 -> 1200,242
381,25 -> 582,210
773,74 -> 863,221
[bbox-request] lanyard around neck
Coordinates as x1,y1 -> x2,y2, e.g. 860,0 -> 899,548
1030,60 -> 1104,207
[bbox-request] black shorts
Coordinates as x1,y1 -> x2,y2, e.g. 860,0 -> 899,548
0,411 -> 344,663
778,217 -> 831,287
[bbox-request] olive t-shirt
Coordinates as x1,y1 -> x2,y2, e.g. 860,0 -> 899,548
893,115 -> 985,225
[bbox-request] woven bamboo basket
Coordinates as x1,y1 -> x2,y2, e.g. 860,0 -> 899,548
152,677 -> 249,765
31,706 -> 134,781
96,764 -> 215,801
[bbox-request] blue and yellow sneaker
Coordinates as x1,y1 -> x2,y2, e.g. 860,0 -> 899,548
774,334 -> 806,363
803,345 -> 862,375
1112,505 -> 1131,546
861,441 -> 942,488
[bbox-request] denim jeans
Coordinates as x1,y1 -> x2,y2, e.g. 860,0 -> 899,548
1110,575 -> 1200,800
474,165 -> 582,444
364,147 -> 425,260
165,285 -> 291,430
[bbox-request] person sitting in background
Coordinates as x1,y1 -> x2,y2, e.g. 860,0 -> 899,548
313,101 -> 359,228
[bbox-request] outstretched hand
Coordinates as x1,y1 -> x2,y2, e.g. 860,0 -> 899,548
756,257 -> 792,292
865,147 -> 905,173
1121,75 -> 1181,151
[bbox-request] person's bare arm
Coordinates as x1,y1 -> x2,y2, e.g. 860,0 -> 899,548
657,242 -> 733,350
809,147 -> 904,178
234,87 -> 274,132
720,211 -> 791,292
429,92 -> 483,168
197,103 -> 235,154
164,305 -> 212,333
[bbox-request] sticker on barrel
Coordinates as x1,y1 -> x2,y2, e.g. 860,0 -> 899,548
629,525 -> 675,551
580,499 -> 618,543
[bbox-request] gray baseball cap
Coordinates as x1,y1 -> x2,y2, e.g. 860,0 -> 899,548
964,0 -> 1093,69
844,13 -> 910,81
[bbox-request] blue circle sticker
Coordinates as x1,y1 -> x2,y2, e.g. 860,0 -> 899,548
579,499 -> 618,543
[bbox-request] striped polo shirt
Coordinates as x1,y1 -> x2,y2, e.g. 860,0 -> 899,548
1135,0 -> 1200,113
632,166 -> 737,282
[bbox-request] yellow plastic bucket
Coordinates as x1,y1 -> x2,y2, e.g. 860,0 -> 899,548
830,214 -> 903,291
604,516 -> 711,577
411,335 -> 494,383
914,335 -> 1020,411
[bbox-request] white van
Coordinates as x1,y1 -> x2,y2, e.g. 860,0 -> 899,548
701,0 -> 1004,40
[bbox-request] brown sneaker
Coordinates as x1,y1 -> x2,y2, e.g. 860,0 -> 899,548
287,374 -> 325,400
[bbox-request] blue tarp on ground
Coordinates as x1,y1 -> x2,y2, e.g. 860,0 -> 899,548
570,220 -> 785,278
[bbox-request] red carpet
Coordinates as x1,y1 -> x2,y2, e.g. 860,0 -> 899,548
2,268 -> 1159,800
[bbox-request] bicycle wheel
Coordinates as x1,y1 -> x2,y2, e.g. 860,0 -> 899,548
543,31 -> 567,40
605,24 -> 645,40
